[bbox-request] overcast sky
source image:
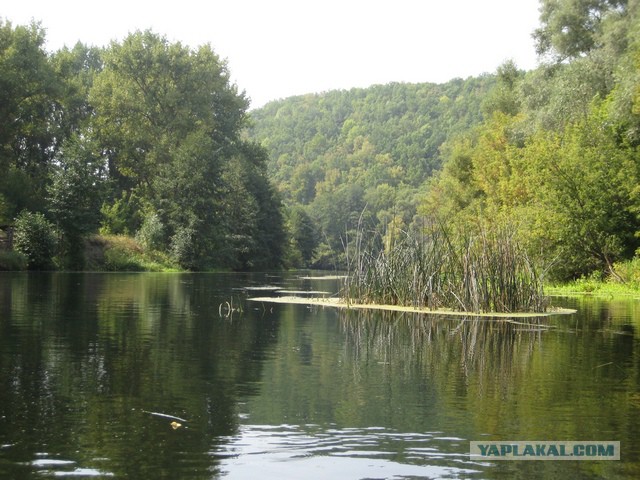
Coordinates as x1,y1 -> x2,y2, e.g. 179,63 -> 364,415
3,0 -> 542,108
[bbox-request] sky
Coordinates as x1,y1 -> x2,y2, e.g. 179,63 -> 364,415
3,0 -> 543,108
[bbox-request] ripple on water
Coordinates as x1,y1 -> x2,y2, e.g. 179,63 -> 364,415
212,424 -> 482,479
29,456 -> 114,477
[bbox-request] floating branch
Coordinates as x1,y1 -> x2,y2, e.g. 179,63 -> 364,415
141,410 -> 188,423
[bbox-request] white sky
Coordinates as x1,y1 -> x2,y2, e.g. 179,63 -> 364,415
3,0 -> 542,108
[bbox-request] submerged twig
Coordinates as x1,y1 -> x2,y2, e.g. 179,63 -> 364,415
141,410 -> 188,423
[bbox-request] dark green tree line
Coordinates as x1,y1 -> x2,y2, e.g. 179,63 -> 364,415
0,22 -> 285,270
422,0 -> 640,281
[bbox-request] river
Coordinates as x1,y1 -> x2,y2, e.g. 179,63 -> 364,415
0,272 -> 638,479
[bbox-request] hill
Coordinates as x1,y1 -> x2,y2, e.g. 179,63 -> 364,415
248,78 -> 495,267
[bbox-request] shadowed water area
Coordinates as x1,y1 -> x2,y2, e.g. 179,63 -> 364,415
0,272 -> 639,479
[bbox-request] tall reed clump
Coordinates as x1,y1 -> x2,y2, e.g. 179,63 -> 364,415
342,220 -> 547,313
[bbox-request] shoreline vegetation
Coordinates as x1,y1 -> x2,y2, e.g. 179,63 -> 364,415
0,234 -> 180,272
341,222 -> 549,314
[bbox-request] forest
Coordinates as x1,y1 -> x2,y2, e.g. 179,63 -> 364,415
250,0 -> 640,282
2,0 -> 640,283
0,25 -> 285,271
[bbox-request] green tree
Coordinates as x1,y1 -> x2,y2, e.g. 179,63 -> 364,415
288,206 -> 318,267
89,30 -> 284,270
524,104 -> 640,279
47,135 -> 107,269
0,20 -> 61,216
90,30 -> 247,192
13,210 -> 57,270
534,0 -> 628,61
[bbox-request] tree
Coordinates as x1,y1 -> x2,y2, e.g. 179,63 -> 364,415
47,135 -> 107,269
13,210 -> 57,270
482,60 -> 526,117
534,0 -> 628,61
0,20 -> 61,216
288,206 -> 318,267
88,30 -> 285,270
523,104 -> 640,279
90,30 -> 248,192
50,42 -> 103,138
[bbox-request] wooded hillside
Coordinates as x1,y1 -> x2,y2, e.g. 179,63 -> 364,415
249,78 -> 495,268
250,0 -> 640,281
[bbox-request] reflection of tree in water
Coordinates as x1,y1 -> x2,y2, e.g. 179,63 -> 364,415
0,273 -> 282,479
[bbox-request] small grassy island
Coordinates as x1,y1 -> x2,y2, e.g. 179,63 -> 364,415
250,224 -> 576,318
248,295 -> 576,318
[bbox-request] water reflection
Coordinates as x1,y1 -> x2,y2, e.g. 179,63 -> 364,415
0,272 -> 281,479
0,273 -> 639,479
215,424 -> 480,479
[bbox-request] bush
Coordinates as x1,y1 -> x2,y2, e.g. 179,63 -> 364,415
100,191 -> 142,235
135,211 -> 165,250
13,211 -> 58,270
612,257 -> 640,286
103,246 -> 145,271
170,226 -> 198,270
0,251 -> 28,271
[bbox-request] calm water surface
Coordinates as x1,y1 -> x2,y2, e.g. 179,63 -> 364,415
0,272 -> 639,479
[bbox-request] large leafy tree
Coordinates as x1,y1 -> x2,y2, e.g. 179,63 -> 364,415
534,0 -> 629,61
90,30 -> 284,269
90,30 -> 248,190
523,104 -> 640,279
0,20 -> 61,217
47,135 -> 108,269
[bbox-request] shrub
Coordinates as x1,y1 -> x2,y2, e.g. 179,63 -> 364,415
0,251 -> 28,271
103,246 -> 144,271
13,211 -> 58,270
135,211 -> 165,250
170,226 -> 198,270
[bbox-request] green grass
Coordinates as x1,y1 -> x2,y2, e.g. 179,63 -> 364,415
85,234 -> 180,272
343,222 -> 547,313
546,279 -> 640,297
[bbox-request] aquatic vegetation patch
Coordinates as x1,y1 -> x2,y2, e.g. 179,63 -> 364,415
342,221 -> 548,314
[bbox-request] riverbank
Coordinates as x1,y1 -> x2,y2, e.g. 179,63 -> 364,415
0,234 -> 179,272
547,280 -> 640,298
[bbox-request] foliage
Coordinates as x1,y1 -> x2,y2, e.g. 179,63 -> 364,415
0,251 -> 27,271
249,78 -> 494,267
534,0 -> 629,61
100,190 -> 142,236
84,234 -> 178,272
89,30 -> 284,270
47,134 -> 108,269
417,1 -> 640,281
170,225 -> 198,270
0,24 -> 286,271
135,210 -> 165,251
287,206 -> 318,268
611,256 -> 640,286
6,3 -> 640,279
0,20 -> 61,216
13,210 -> 57,270
343,220 -> 547,313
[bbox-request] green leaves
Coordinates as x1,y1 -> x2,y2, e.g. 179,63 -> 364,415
534,0 -> 628,61
87,31 -> 283,270
13,210 -> 57,270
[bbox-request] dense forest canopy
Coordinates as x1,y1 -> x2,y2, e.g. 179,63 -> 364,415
3,0 -> 640,281
0,23 -> 285,270
248,78 -> 496,267
248,0 -> 640,281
